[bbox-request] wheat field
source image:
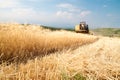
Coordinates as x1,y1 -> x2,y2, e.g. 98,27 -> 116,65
0,23 -> 120,80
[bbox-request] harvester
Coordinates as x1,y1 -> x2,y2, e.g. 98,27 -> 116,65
75,22 -> 89,33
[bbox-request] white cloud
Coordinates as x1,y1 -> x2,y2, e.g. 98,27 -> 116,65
0,0 -> 58,24
0,0 -> 38,23
0,7 -> 57,24
0,1 -> 92,27
55,3 -> 92,25
56,11 -> 73,19
28,0 -> 38,2
57,3 -> 80,12
0,8 -> 36,23
0,0 -> 21,8
57,3 -> 92,18
80,11 -> 91,17
103,5 -> 107,8
11,8 -> 36,17
56,3 -> 81,19
57,3 -> 74,9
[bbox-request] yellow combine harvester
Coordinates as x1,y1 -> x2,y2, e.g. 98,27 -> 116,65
75,22 -> 89,33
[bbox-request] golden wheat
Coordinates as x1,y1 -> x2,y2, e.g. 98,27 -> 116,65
1,37 -> 120,80
0,23 -> 97,62
0,23 -> 119,80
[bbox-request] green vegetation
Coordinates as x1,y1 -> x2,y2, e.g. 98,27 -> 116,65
92,28 -> 120,37
22,24 -> 120,37
41,25 -> 74,31
73,74 -> 86,80
62,72 -> 86,80
21,24 -> 74,31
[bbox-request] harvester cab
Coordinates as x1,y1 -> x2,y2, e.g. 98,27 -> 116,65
75,22 -> 89,33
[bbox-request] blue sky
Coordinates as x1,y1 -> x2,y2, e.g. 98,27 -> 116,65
0,0 -> 120,28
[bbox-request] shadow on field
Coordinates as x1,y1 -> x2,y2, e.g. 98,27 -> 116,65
0,37 -> 99,65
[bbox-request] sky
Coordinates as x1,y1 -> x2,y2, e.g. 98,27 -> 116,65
0,0 -> 120,29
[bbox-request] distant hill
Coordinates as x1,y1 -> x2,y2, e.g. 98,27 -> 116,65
23,24 -> 120,37
41,25 -> 120,37
41,26 -> 120,37
21,24 -> 74,31
92,28 -> 120,37
41,25 -> 74,31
